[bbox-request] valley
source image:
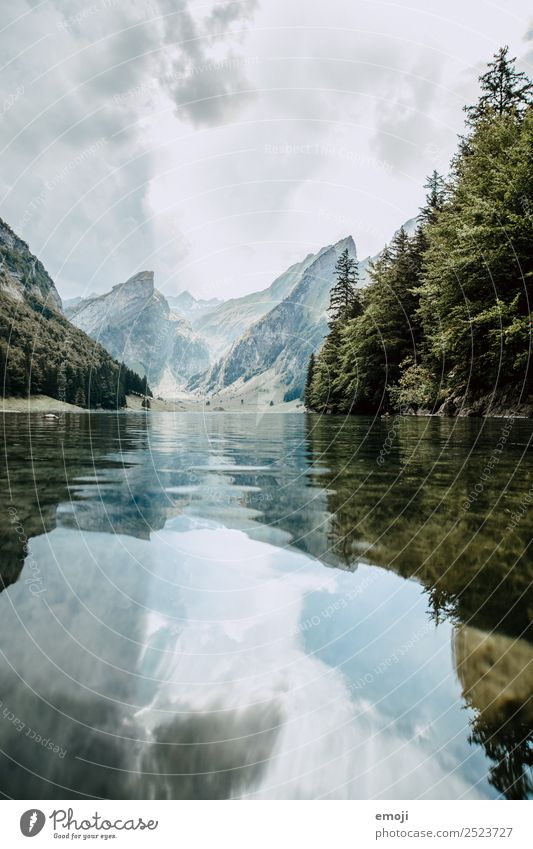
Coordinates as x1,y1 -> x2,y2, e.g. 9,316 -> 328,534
64,235 -> 367,406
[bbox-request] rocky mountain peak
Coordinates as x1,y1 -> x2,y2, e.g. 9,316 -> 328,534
68,270 -> 210,396
114,270 -> 155,296
333,235 -> 357,257
0,216 -> 62,311
174,289 -> 194,308
189,234 -> 361,401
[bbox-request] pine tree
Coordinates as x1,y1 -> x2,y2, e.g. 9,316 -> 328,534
419,171 -> 446,225
304,352 -> 316,409
328,248 -> 360,325
464,46 -> 532,125
334,227 -> 425,412
420,90 -> 532,398
57,361 -> 67,401
309,322 -> 345,412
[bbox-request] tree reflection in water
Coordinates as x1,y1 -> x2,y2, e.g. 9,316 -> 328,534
304,415 -> 533,799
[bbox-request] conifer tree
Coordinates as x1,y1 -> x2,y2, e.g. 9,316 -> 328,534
309,322 -> 346,412
57,361 -> 67,400
305,46 -> 531,418
420,50 -> 532,399
419,171 -> 446,225
328,248 -> 360,325
304,352 -> 316,409
464,46 -> 532,124
334,227 -> 425,411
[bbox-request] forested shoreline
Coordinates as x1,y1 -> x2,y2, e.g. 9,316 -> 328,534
0,292 -> 151,408
0,217 -> 150,409
305,48 -> 533,417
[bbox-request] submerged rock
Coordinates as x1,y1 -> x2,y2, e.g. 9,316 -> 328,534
454,625 -> 533,725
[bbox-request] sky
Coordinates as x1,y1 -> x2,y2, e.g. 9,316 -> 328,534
1,0 -> 532,301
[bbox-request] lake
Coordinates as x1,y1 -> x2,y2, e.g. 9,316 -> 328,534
0,411 -> 532,799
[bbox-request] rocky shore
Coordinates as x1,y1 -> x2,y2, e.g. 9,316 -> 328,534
408,389 -> 533,419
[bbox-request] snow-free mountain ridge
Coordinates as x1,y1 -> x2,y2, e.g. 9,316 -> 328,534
68,271 -> 210,396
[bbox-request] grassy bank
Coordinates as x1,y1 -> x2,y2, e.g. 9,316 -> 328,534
0,394 -> 303,413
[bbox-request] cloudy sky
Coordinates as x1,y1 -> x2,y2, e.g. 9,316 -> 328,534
1,0 -> 532,301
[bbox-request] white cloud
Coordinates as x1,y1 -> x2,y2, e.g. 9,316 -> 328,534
0,0 -> 531,299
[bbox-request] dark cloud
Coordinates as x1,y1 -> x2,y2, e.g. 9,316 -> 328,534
165,55 -> 256,126
157,0 -> 260,127
206,0 -> 260,36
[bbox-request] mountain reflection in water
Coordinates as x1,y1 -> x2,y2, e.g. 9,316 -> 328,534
0,412 -> 531,799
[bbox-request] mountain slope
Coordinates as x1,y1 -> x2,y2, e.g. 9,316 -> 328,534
190,237 -> 357,402
0,217 -> 145,407
63,292 -> 99,313
0,218 -> 62,311
188,249 -> 328,360
68,271 -> 210,395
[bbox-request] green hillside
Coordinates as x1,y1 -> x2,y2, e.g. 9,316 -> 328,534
0,218 -> 148,409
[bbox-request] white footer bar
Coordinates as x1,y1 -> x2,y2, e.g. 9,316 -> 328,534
2,800 -> 531,848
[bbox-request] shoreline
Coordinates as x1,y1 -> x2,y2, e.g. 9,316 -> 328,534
0,394 -> 304,414
1,394 -> 530,419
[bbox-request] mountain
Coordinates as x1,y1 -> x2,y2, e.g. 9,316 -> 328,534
63,292 -> 99,313
68,271 -> 210,396
395,216 -> 418,238
186,249 -> 329,360
187,218 -> 420,404
0,216 -> 146,407
0,218 -> 62,311
166,291 -> 223,323
189,236 -> 357,403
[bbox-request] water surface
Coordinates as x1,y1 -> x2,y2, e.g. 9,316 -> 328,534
1,411 -> 532,799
